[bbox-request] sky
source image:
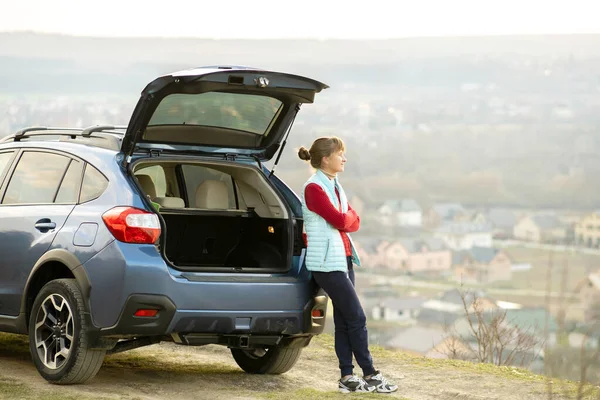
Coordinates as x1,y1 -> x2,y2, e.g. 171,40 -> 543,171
1,0 -> 598,39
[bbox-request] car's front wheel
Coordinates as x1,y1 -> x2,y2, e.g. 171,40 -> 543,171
28,279 -> 105,384
231,346 -> 303,374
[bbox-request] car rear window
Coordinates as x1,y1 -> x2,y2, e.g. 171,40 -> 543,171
148,92 -> 283,135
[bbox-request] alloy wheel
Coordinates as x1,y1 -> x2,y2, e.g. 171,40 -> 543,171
34,294 -> 74,369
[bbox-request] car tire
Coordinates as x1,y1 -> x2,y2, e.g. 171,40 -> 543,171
231,346 -> 303,374
28,278 -> 106,384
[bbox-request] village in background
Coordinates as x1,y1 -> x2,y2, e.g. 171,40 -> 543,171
2,32 -> 600,382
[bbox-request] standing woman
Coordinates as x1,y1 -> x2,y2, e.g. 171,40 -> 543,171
298,137 -> 398,394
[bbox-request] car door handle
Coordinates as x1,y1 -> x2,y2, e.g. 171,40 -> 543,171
35,219 -> 57,232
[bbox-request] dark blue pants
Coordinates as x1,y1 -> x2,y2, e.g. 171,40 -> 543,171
312,257 -> 376,378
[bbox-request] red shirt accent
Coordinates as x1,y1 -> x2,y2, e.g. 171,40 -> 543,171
303,183 -> 360,257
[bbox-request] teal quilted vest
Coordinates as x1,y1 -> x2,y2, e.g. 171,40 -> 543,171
301,169 -> 361,272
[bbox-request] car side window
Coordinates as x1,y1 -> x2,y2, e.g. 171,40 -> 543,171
55,160 -> 83,204
79,164 -> 108,203
0,152 -> 14,177
3,151 -> 71,205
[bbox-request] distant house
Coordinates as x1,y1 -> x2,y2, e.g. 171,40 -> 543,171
575,272 -> 600,323
575,211 -> 600,248
378,199 -> 423,227
367,237 -> 452,274
424,203 -> 468,228
439,289 -> 501,315
487,208 -> 520,238
416,300 -> 465,328
513,214 -> 568,243
470,211 -> 490,226
417,289 -> 504,327
434,222 -> 493,250
352,237 -> 389,268
416,293 -> 498,328
438,288 -> 496,309
391,238 -> 451,274
366,296 -> 427,322
453,247 -> 513,284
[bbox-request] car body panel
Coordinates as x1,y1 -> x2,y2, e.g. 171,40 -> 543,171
0,204 -> 74,315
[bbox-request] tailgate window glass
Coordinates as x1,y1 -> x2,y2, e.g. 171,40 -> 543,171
148,93 -> 283,135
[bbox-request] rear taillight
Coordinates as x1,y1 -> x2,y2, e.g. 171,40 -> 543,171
102,206 -> 161,244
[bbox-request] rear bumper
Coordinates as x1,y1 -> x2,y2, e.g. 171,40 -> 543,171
83,241 -> 328,343
95,290 -> 327,337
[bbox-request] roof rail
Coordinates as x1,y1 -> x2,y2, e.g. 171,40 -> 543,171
81,125 -> 127,137
14,126 -> 82,141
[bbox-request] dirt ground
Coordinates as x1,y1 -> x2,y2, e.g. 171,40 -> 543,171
0,333 -> 595,400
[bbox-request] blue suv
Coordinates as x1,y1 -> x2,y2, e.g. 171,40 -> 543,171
0,66 -> 329,384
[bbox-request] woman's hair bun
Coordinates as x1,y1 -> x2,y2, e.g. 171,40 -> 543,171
298,146 -> 311,161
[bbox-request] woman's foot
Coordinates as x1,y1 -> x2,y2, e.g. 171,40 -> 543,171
338,375 -> 376,393
364,371 -> 399,393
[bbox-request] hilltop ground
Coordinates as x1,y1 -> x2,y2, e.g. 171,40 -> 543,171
0,333 -> 597,400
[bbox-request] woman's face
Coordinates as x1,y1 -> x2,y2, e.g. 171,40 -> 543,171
323,149 -> 347,174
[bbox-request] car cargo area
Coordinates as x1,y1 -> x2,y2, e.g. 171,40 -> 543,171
132,159 -> 293,272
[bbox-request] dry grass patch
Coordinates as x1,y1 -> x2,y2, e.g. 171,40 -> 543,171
104,350 -> 241,375
0,376 -> 112,400
260,388 -> 407,400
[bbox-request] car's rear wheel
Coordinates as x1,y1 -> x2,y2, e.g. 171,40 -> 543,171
28,279 -> 105,384
231,346 -> 303,374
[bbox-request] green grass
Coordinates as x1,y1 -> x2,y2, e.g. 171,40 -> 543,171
312,334 -> 600,396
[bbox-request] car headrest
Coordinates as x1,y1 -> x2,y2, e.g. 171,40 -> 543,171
136,174 -> 157,199
195,180 -> 229,209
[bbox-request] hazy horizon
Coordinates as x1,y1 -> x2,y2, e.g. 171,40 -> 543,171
4,30 -> 600,41
2,0 -> 599,39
